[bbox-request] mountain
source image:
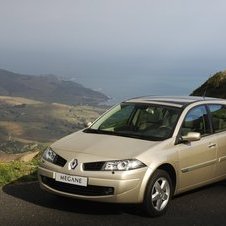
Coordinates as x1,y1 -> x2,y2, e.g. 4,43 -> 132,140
0,69 -> 109,105
191,70 -> 226,98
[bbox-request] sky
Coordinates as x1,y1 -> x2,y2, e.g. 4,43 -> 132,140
1,0 -> 226,102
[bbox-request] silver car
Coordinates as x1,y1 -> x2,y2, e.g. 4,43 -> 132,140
38,96 -> 226,217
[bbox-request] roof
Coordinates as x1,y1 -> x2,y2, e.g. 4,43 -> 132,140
125,96 -> 225,108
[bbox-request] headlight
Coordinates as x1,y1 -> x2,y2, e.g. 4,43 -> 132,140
42,147 -> 57,163
102,159 -> 146,171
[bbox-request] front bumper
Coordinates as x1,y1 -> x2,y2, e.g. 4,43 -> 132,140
38,165 -> 148,203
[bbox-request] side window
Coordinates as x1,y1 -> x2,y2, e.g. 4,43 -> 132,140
208,104 -> 226,133
181,105 -> 211,136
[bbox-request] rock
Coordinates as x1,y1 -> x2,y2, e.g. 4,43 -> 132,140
0,150 -> 39,163
18,151 -> 39,162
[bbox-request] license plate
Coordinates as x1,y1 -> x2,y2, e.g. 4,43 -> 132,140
55,172 -> 88,187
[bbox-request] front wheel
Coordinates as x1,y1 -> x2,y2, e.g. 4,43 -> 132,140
143,169 -> 173,217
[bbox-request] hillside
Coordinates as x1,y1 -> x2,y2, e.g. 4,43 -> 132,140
0,69 -> 109,105
0,96 -> 106,153
191,71 -> 226,98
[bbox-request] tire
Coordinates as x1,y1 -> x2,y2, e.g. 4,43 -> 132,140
143,169 -> 173,217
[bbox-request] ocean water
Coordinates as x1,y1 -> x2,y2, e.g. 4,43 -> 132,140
71,74 -> 199,105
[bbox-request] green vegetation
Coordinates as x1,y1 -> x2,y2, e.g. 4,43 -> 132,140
0,156 -> 40,186
191,70 -> 226,98
0,147 -> 46,186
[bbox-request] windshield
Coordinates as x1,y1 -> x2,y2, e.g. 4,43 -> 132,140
84,103 -> 181,141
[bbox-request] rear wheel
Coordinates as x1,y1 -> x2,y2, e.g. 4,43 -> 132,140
143,169 -> 173,217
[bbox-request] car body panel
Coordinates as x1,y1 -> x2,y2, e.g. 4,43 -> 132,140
215,132 -> 226,177
176,135 -> 217,189
51,130 -> 160,160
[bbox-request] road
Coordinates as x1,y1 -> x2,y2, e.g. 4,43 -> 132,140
0,181 -> 226,226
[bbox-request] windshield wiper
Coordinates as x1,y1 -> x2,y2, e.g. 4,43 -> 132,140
83,128 -> 163,141
83,128 -> 104,134
83,128 -> 118,135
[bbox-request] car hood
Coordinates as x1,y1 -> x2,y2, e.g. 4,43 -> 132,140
51,130 -> 161,160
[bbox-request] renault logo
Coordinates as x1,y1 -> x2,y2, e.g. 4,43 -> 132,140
69,159 -> 78,170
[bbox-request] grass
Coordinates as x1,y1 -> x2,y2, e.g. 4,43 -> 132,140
0,156 -> 40,186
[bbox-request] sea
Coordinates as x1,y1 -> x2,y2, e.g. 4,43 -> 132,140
69,74 -> 201,105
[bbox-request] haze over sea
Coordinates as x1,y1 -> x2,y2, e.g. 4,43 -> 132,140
1,0 -> 226,105
69,72 -> 206,105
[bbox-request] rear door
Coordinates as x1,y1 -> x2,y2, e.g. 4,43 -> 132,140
208,104 -> 226,178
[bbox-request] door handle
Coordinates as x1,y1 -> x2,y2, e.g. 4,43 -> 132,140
208,143 -> 216,148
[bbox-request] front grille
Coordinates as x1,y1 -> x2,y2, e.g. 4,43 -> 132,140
53,155 -> 67,167
41,176 -> 114,196
83,161 -> 105,171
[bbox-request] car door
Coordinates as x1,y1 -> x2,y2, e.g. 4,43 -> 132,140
208,104 -> 226,178
176,105 -> 218,190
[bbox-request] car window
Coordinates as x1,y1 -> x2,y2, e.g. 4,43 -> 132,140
99,104 -> 135,130
181,105 -> 211,136
88,103 -> 181,141
208,104 -> 226,133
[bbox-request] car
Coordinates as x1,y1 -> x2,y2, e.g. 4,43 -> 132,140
38,96 -> 226,217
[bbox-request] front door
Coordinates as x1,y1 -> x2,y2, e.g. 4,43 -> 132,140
177,105 -> 217,190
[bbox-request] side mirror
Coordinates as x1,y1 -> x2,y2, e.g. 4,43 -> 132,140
181,132 -> 201,142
